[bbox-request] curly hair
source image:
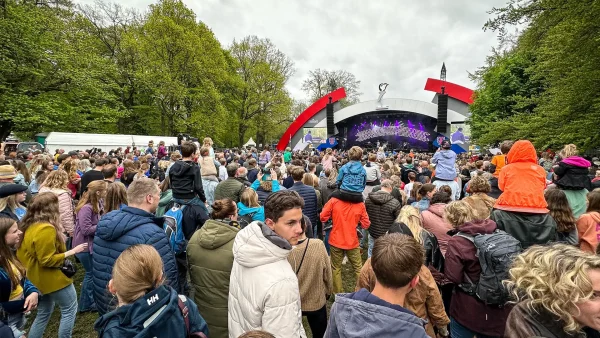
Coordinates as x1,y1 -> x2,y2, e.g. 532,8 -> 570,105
41,169 -> 69,191
469,175 -> 491,194
506,244 -> 600,334
444,200 -> 475,228
560,144 -> 578,159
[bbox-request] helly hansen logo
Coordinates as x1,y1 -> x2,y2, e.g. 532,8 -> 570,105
147,294 -> 159,306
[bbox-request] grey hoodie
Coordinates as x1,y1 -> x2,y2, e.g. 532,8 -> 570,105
325,291 -> 428,338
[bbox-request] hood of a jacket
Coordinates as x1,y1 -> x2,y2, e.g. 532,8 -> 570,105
562,156 -> 591,168
346,161 -> 365,175
233,221 -> 291,268
330,291 -> 427,338
427,203 -> 446,218
367,190 -> 394,205
94,285 -> 179,334
168,160 -> 194,177
439,150 -> 456,159
507,140 -> 537,164
587,212 -> 600,224
158,190 -> 172,207
237,202 -> 261,216
39,187 -> 69,195
458,218 -> 497,236
96,207 -> 164,241
196,219 -> 239,250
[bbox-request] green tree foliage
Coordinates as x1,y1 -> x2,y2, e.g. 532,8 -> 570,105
301,69 -> 362,107
471,0 -> 600,150
0,0 -> 124,140
0,0 -> 295,147
229,36 -> 294,147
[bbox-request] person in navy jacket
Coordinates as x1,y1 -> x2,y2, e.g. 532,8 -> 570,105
92,178 -> 178,316
95,245 -> 208,338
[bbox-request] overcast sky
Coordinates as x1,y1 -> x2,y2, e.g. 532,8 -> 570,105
78,0 -> 507,103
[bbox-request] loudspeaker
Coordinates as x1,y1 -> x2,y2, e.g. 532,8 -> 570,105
326,101 -> 335,135
437,94 -> 448,134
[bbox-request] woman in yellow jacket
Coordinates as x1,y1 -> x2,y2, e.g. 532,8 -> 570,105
16,192 -> 87,338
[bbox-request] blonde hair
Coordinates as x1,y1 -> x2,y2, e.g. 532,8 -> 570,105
396,206 -> 424,244
41,169 -> 69,191
112,244 -> 164,305
444,200 -> 475,228
76,180 -> 107,214
0,194 -> 24,214
301,173 -> 318,188
348,146 -> 363,161
127,178 -> 159,205
506,244 -> 600,334
241,188 -> 260,208
203,137 -> 213,146
561,144 -> 578,159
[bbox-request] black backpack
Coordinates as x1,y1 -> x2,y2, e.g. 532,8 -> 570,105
455,230 -> 522,306
238,212 -> 257,229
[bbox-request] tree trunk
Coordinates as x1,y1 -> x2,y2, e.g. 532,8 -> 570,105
238,123 -> 247,148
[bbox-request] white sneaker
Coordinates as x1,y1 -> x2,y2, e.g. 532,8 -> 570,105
342,256 -> 348,265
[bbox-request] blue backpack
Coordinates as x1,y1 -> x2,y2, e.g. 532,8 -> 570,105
163,203 -> 187,255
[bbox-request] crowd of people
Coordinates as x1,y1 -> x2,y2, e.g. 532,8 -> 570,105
0,137 -> 599,337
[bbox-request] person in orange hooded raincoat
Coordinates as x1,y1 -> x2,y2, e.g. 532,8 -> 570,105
490,140 -> 557,249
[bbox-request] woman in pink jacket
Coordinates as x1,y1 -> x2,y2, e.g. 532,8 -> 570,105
38,170 -> 76,239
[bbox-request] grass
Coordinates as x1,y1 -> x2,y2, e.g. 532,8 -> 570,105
30,249 -> 367,338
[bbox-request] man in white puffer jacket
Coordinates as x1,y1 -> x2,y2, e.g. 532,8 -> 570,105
228,190 -> 307,338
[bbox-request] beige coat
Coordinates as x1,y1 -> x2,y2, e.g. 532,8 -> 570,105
356,259 -> 450,338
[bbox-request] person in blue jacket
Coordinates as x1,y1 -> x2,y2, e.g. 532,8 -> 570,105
237,189 -> 265,223
95,244 -> 208,338
0,217 -> 40,338
431,140 -> 457,181
92,178 -> 179,316
333,146 -> 366,203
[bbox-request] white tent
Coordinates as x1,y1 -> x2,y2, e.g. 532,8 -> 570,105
243,137 -> 256,148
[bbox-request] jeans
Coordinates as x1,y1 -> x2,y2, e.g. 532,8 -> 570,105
324,229 -> 331,255
367,233 -> 374,258
330,246 -> 362,294
359,228 -> 367,248
303,305 -> 327,338
7,312 -> 25,338
450,317 -> 500,338
28,284 -> 78,338
75,252 -> 96,312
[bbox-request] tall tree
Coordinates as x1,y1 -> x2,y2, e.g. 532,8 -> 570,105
229,36 -> 294,146
130,0 -> 236,140
301,69 -> 362,106
470,0 -> 600,150
0,0 -> 124,140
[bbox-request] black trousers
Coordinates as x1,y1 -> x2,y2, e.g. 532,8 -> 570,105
302,305 -> 327,338
176,253 -> 190,296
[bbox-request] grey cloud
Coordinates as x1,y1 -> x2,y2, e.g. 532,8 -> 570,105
77,0 -> 507,103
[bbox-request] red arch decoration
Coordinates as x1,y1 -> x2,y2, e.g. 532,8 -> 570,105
424,78 -> 475,105
276,87 -> 347,151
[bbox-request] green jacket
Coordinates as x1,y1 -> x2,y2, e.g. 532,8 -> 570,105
214,178 -> 245,203
187,219 -> 239,338
156,189 -> 173,217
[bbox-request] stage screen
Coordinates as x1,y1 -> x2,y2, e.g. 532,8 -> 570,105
344,115 -> 436,150
450,122 -> 471,151
302,128 -> 327,147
